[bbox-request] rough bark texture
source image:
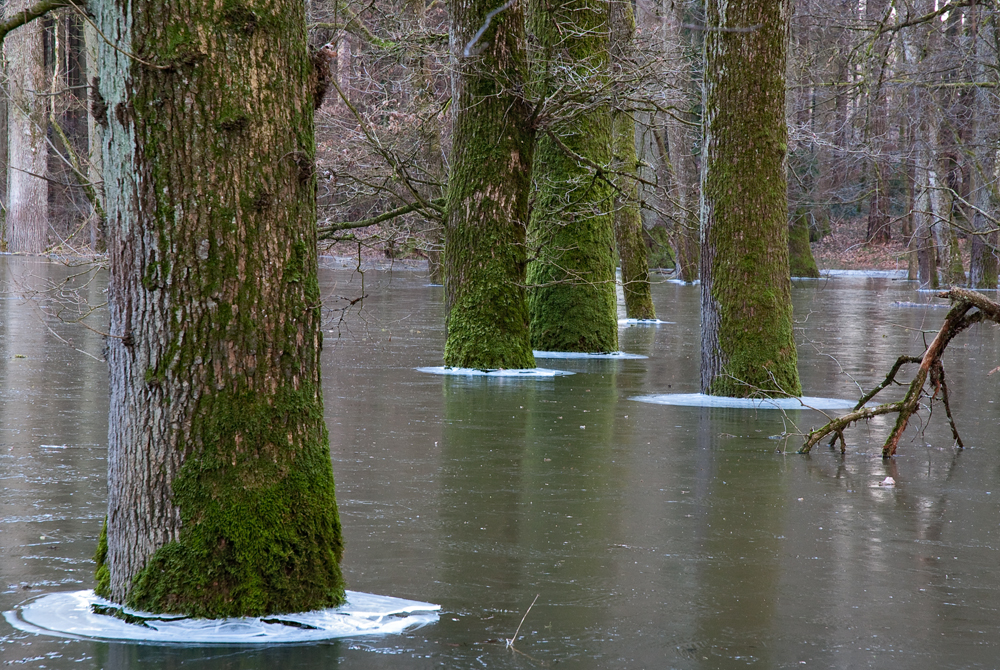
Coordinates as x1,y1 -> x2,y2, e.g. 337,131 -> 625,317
700,0 -> 801,398
4,0 -> 48,253
968,6 -> 998,289
84,21 -> 105,251
442,0 -> 535,369
526,0 -> 618,353
609,0 -> 654,320
95,0 -> 345,616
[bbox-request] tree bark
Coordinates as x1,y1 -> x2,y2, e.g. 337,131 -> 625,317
700,0 -> 801,398
4,0 -> 49,253
968,5 -> 998,288
864,0 -> 892,245
610,0 -> 654,320
84,20 -> 104,252
661,0 -> 699,283
526,0 -> 619,353
442,0 -> 535,369
95,0 -> 345,616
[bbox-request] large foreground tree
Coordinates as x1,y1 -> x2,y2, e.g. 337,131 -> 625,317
700,0 -> 801,398
442,0 -> 535,370
89,0 -> 346,615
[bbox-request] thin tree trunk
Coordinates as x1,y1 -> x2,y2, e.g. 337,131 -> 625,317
968,6 -> 998,288
5,0 -> 48,253
526,0 -> 618,353
662,0 -> 699,283
610,0 -> 654,320
865,0 -> 892,244
95,0 -> 345,616
84,20 -> 103,252
700,0 -> 801,398
442,0 -> 535,369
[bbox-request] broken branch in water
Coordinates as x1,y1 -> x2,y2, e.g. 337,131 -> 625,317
800,287 -> 999,458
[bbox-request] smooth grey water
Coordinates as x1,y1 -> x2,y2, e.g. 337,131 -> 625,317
2,256 -> 1000,669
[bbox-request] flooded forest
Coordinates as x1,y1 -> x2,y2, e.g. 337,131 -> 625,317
2,0 -> 1000,668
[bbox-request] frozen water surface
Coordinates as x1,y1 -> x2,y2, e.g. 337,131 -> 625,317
4,589 -> 439,643
4,258 -> 1000,669
416,366 -> 573,377
618,318 -> 673,325
630,393 -> 858,410
532,350 -> 647,359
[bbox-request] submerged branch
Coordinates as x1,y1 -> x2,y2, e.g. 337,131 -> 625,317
800,288 -> 998,458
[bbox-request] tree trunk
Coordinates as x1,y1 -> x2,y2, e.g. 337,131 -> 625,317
700,0 -> 801,398
442,0 -> 535,369
968,6 -> 998,289
84,20 -> 104,252
864,0 -> 891,245
526,0 -> 618,353
788,207 -> 820,278
95,0 -> 345,616
610,0 -> 654,320
902,0 -> 944,289
661,0 -> 699,283
4,0 -> 48,253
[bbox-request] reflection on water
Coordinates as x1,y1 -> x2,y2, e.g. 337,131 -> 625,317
2,257 -> 1000,668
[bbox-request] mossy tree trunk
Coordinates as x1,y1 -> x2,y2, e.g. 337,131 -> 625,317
609,0 -> 654,320
700,0 -> 801,398
95,0 -> 345,616
4,0 -> 48,253
442,0 -> 535,369
526,0 -> 618,353
788,208 -> 819,278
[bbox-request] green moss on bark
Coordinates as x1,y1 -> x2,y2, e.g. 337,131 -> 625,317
94,517 -> 110,599
126,385 -> 344,617
788,209 -> 820,278
526,0 -> 619,353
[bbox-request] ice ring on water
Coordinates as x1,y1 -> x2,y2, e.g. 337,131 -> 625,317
416,366 -> 574,377
532,350 -> 647,359
3,589 -> 439,643
630,393 -> 858,410
617,318 -> 673,325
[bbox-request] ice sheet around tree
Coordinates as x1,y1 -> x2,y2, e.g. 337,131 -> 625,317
532,350 -> 648,359
631,393 -> 857,410
618,318 -> 673,325
4,589 -> 440,644
416,366 -> 574,377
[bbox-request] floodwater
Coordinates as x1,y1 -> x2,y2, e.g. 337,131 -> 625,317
2,255 -> 1000,669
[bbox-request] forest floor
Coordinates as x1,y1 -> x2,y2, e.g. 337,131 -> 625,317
812,215 -> 913,272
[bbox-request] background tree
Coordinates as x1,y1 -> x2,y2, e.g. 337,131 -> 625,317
700,0 -> 801,398
5,0 -> 48,252
968,4 -> 998,288
610,0 -> 655,320
441,0 -> 536,369
93,0 -> 346,615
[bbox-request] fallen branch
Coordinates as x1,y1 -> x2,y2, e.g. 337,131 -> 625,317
800,287 -> 997,458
